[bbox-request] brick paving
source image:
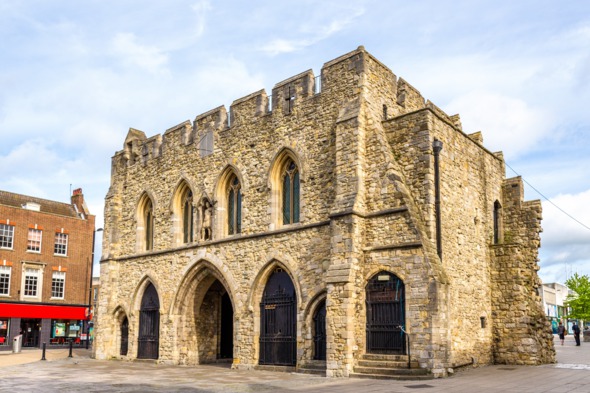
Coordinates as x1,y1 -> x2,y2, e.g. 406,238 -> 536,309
0,335 -> 589,392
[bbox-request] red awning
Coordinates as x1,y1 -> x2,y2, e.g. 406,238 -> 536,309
0,303 -> 88,320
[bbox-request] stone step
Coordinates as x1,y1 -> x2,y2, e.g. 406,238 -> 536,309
349,372 -> 433,381
361,354 -> 409,362
353,365 -> 429,376
357,359 -> 420,368
255,365 -> 296,373
296,367 -> 326,376
296,360 -> 326,376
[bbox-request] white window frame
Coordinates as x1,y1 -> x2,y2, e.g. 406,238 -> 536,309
27,228 -> 42,253
0,224 -> 14,249
51,271 -> 66,299
0,266 -> 11,296
23,267 -> 41,299
54,232 -> 68,256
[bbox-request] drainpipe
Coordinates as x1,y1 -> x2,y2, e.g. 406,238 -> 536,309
432,139 -> 443,261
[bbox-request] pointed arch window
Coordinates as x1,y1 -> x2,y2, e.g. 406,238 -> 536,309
144,199 -> 154,251
227,175 -> 241,235
182,190 -> 194,243
282,159 -> 300,225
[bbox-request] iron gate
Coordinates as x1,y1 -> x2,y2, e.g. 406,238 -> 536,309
137,283 -> 160,359
366,272 -> 405,354
313,300 -> 326,361
120,317 -> 129,356
259,269 -> 296,365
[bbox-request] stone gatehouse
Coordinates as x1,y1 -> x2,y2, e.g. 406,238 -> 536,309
94,46 -> 554,378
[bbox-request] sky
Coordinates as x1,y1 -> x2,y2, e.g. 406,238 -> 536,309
1,0 -> 589,284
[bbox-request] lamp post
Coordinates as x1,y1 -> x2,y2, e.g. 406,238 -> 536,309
86,228 -> 103,350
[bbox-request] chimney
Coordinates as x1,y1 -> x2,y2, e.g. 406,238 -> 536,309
71,188 -> 91,216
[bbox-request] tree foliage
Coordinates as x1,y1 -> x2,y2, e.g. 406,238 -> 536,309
565,273 -> 590,320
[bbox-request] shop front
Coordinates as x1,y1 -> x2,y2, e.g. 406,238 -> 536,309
0,302 -> 88,351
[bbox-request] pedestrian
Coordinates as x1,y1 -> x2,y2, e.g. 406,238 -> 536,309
573,322 -> 581,346
557,322 -> 566,345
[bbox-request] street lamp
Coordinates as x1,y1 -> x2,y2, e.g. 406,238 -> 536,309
86,227 -> 103,349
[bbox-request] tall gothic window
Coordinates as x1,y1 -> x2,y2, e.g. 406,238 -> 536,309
182,190 -> 194,243
144,199 -> 154,251
282,159 -> 300,225
227,175 -> 242,235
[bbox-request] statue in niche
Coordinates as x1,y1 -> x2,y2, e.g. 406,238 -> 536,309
200,199 -> 213,241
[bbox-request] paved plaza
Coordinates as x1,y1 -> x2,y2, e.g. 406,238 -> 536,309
1,335 -> 589,392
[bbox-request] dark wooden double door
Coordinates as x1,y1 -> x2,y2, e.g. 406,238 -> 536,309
137,283 -> 160,359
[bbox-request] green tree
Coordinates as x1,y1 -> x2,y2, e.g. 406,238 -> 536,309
565,273 -> 590,320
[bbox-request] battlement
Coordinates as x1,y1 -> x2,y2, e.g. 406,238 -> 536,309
112,46 -> 433,169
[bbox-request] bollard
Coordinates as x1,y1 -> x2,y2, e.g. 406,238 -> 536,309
68,339 -> 73,358
41,342 -> 46,361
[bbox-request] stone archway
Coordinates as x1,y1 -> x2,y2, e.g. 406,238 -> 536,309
259,268 -> 297,366
195,279 -> 234,363
173,262 -> 236,365
365,271 -> 406,354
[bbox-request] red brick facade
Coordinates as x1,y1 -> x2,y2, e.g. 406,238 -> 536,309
0,189 -> 95,349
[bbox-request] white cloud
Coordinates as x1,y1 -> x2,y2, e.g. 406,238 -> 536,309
538,190 -> 590,283
191,0 -> 211,38
445,91 -> 552,159
111,33 -> 169,74
260,7 -> 364,55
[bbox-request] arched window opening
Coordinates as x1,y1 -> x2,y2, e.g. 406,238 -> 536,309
182,190 -> 194,243
227,175 -> 242,235
493,200 -> 502,244
141,197 -> 154,251
282,159 -> 300,225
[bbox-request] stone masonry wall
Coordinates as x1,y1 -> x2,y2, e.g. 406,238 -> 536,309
95,47 -> 554,377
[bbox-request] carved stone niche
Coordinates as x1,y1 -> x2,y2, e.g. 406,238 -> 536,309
198,197 -> 215,241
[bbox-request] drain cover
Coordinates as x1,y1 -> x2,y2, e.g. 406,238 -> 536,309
498,367 -> 517,371
404,384 -> 434,389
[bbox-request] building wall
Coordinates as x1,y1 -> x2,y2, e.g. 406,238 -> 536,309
94,47 -> 554,377
0,189 -> 95,349
0,193 -> 95,305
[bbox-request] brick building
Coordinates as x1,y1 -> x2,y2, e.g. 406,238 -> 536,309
94,47 -> 554,377
0,188 -> 95,350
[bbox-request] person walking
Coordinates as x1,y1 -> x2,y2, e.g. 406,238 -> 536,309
573,322 -> 581,346
557,322 -> 566,345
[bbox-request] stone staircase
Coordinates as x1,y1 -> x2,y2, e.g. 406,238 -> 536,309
350,354 -> 432,380
296,360 -> 326,376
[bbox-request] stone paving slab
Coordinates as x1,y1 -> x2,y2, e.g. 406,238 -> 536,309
0,336 -> 588,392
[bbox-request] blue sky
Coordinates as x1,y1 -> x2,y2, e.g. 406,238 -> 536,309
1,0 -> 589,283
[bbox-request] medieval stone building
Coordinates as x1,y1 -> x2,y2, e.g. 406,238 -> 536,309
94,47 -> 554,378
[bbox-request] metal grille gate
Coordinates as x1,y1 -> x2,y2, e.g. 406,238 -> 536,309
313,300 -> 326,361
137,283 -> 160,359
120,317 -> 129,356
259,269 -> 296,365
366,272 -> 405,354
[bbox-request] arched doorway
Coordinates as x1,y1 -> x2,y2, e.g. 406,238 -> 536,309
120,316 -> 129,356
219,292 -> 234,359
194,279 -> 234,362
259,268 -> 296,365
366,272 -> 406,354
137,283 -> 160,359
313,300 -> 326,361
